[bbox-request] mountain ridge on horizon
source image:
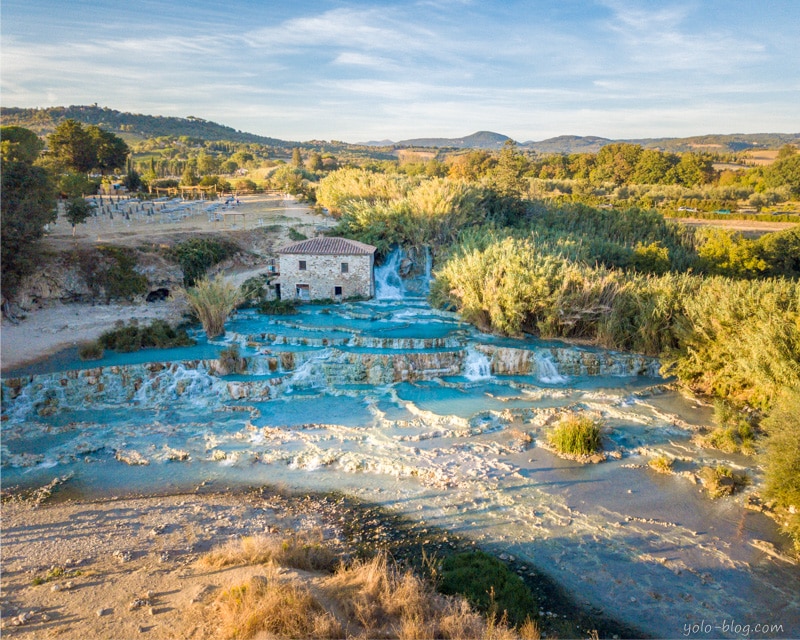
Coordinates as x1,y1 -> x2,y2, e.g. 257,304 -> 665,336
2,105 -> 798,154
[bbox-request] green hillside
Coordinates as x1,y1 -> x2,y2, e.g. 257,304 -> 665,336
0,105 -> 294,146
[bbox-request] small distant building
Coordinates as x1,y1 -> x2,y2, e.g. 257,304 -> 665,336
275,237 -> 376,301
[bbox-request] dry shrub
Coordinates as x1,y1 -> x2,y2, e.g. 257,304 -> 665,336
199,532 -> 337,573
648,455 -> 674,474
212,568 -> 341,640
322,553 -> 489,639
198,542 -> 533,640
519,617 -> 542,640
509,428 -> 533,449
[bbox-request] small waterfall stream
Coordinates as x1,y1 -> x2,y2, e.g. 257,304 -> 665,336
534,351 -> 569,384
463,347 -> 493,381
374,249 -> 406,300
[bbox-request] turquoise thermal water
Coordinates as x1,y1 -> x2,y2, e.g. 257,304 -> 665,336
2,253 -> 798,638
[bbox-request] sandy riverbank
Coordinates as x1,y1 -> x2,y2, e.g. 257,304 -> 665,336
0,488 -> 351,638
1,300 -> 187,373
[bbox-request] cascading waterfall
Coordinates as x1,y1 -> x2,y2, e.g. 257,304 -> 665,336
423,245 -> 433,293
463,347 -> 493,381
534,351 -> 569,384
374,248 -> 406,300
284,349 -> 333,391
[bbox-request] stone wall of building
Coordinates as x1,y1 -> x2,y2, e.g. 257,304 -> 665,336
278,253 -> 374,300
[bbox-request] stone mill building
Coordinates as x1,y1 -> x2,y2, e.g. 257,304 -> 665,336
275,237 -> 377,301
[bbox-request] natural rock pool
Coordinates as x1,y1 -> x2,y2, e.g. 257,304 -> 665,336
3,265 -> 798,638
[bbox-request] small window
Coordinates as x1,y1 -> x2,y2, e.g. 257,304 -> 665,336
341,262 -> 348,273
334,286 -> 343,297
299,260 -> 307,271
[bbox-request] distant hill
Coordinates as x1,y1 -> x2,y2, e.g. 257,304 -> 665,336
358,139 -> 396,147
396,131 -> 511,149
3,106 -> 797,154
521,133 -> 800,154
623,133 -> 800,153
0,105 -> 295,147
520,135 -> 612,154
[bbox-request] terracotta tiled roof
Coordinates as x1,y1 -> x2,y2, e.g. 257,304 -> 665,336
277,237 -> 376,255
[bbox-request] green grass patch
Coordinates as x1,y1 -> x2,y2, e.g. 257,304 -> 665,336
548,415 -> 602,456
31,566 -> 82,586
437,550 -> 538,628
288,227 -> 308,241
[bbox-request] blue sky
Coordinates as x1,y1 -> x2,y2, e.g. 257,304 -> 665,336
2,0 -> 798,142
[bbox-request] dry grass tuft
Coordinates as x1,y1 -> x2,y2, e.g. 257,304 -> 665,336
212,566 -> 341,640
508,428 -> 533,449
648,455 -> 674,474
197,543 -> 536,640
199,532 -> 338,573
322,553 -> 488,639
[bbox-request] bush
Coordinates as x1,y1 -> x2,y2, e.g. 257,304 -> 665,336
101,247 -> 149,301
259,299 -> 298,315
167,237 -> 239,286
288,227 -> 307,241
98,319 -> 195,353
78,341 -> 104,361
71,246 -> 149,302
438,550 -> 538,627
548,415 -> 602,456
698,465 -> 747,499
240,275 -> 270,307
761,387 -> 800,553
181,275 -> 243,338
668,277 -> 800,410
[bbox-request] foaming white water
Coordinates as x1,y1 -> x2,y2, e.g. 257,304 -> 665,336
463,347 -> 494,381
423,245 -> 433,293
134,363 -> 224,407
534,351 -> 569,384
375,249 -> 406,300
284,349 -> 333,391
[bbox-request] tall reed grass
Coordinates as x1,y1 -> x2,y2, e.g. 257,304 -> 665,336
548,415 -> 602,456
180,275 -> 242,338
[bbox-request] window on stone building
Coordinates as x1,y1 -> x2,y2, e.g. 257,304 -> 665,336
341,262 -> 348,273
299,260 -> 306,271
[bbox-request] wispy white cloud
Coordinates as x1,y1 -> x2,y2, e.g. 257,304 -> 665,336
598,0 -> 766,73
1,0 -> 797,141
